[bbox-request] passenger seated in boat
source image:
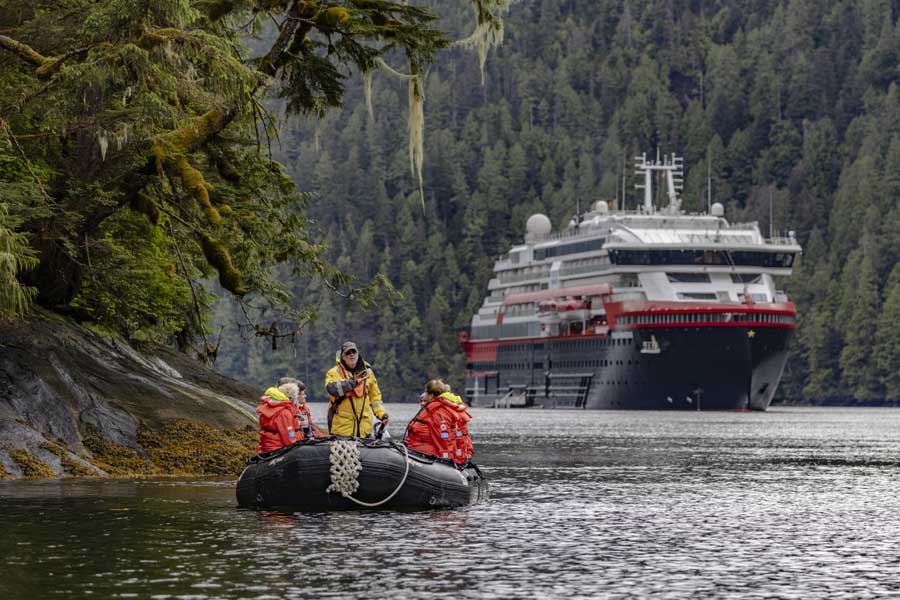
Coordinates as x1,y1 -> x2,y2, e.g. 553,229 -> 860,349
403,379 -> 473,465
255,383 -> 304,456
278,377 -> 324,439
324,341 -> 388,437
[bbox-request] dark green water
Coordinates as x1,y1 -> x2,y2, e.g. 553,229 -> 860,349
2,406 -> 900,599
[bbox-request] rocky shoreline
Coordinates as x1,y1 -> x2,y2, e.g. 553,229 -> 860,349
0,313 -> 260,479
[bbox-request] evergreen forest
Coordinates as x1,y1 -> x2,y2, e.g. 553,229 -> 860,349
3,0 -> 900,404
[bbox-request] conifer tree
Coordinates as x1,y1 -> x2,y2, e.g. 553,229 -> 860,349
875,277 -> 900,401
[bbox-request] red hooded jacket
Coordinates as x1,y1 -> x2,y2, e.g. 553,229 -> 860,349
256,388 -> 302,454
404,392 -> 473,465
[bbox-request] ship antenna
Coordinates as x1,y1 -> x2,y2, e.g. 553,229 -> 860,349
634,152 -> 652,213
707,152 -> 712,214
769,186 -> 774,239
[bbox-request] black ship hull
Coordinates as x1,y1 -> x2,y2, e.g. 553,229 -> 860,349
465,325 -> 794,411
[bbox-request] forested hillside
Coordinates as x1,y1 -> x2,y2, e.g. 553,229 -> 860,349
213,0 -> 900,403
3,0 -> 898,405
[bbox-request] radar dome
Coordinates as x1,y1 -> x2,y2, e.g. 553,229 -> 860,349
711,202 -> 725,217
593,200 -> 609,214
526,213 -> 552,237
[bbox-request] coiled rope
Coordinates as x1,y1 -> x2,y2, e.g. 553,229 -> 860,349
326,438 -> 411,508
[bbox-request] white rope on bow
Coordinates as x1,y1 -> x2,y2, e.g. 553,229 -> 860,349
326,438 -> 411,508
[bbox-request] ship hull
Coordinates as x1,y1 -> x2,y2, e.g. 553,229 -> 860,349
465,325 -> 794,411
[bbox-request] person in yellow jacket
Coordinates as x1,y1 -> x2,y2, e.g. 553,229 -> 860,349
324,341 -> 388,437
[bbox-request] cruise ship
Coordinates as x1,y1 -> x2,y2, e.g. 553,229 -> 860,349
460,153 -> 802,410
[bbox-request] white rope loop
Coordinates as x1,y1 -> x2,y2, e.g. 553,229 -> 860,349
326,438 -> 411,508
326,438 -> 362,497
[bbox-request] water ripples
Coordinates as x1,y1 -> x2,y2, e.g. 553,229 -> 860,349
2,406 -> 900,598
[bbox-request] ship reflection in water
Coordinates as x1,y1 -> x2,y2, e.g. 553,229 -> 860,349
2,405 -> 900,599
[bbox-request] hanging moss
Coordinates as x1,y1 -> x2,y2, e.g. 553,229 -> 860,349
200,232 -> 248,295
175,156 -> 221,225
6,448 -> 55,479
38,443 -> 97,477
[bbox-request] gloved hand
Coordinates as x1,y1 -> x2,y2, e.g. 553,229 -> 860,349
380,413 -> 389,424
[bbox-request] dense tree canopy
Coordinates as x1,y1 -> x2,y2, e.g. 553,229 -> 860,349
0,0 -> 504,350
211,0 -> 900,404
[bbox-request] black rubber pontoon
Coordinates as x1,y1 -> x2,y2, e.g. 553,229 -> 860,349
236,437 -> 489,511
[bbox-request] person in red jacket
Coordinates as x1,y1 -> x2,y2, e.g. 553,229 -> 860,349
403,379 -> 474,465
256,384 -> 303,455
278,377 -> 324,439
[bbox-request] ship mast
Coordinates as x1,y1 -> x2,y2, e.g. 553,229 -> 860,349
634,151 -> 684,214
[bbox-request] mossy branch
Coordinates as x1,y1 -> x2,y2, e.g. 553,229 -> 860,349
0,34 -> 92,79
0,33 -> 52,68
174,157 -> 221,225
200,233 -> 248,296
258,1 -> 319,77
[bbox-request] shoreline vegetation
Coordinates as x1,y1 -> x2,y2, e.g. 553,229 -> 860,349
1,421 -> 256,480
0,313 -> 260,480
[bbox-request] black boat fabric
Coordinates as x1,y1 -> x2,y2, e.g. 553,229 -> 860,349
236,437 -> 489,511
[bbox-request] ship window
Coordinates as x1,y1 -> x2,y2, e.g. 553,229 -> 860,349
534,238 -> 605,261
667,273 -> 710,283
610,249 -> 797,268
731,274 -> 762,284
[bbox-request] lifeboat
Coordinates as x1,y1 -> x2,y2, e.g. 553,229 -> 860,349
236,437 -> 489,511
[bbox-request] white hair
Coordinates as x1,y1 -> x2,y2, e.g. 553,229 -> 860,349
278,382 -> 300,403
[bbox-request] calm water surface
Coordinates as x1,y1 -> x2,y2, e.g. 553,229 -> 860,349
2,406 -> 900,599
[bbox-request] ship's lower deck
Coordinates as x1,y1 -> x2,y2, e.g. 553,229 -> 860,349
464,325 -> 794,410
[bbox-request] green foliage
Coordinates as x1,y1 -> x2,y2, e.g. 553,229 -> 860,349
0,0 -> 468,355
70,211 -> 192,341
0,203 -> 38,319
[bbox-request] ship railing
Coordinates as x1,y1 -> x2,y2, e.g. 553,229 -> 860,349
498,270 -> 551,284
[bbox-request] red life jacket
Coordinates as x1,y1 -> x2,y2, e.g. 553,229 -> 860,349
454,406 -> 474,463
296,403 -> 323,439
256,396 -> 303,454
404,394 -> 473,465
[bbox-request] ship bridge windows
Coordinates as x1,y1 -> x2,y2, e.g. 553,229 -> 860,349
731,273 -> 763,284
610,249 -> 796,268
534,238 -> 606,261
677,292 -> 718,300
667,273 -> 711,283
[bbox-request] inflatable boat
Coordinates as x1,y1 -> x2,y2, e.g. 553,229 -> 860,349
236,437 -> 489,511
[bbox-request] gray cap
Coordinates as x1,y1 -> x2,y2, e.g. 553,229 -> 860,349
341,341 -> 358,354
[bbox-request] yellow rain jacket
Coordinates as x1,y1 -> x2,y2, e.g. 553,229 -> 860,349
324,357 -> 385,437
